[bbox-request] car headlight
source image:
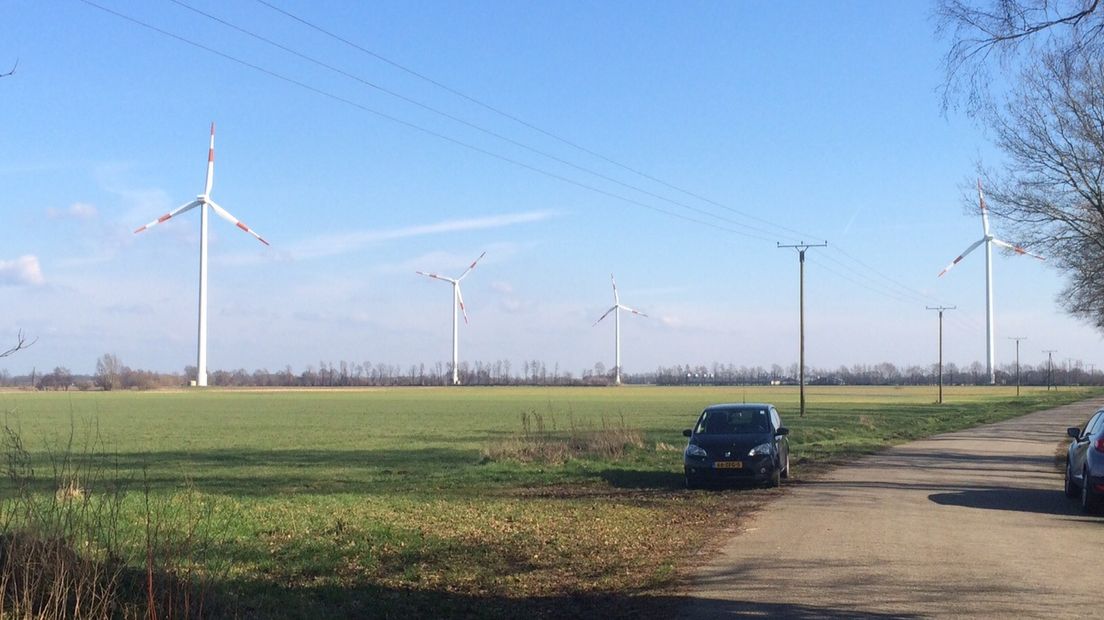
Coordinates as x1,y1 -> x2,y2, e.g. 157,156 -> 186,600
685,444 -> 708,458
748,442 -> 773,457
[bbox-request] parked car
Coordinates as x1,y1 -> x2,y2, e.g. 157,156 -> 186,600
1065,408 -> 1104,513
683,403 -> 789,489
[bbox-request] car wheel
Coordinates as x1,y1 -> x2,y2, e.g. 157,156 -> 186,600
1081,467 -> 1099,513
767,463 -> 781,488
685,474 -> 699,490
1064,462 -> 1079,499
780,453 -> 791,479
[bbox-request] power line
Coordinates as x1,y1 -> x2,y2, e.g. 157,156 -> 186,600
166,0 -> 796,242
77,0 -> 778,243
251,0 -> 824,243
174,0 -> 991,317
84,0 -> 981,329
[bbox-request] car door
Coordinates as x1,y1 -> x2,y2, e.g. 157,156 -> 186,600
1072,412 -> 1102,479
770,407 -> 787,465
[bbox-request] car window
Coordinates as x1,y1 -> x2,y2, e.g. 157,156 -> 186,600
696,408 -> 770,434
770,408 -> 781,430
1088,412 -> 1104,436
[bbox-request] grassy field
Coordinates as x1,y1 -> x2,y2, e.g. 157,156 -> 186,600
0,385 -> 1098,617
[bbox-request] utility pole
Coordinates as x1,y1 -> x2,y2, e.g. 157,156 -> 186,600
927,306 -> 956,404
1008,337 -> 1026,396
1043,350 -> 1057,390
778,241 -> 828,417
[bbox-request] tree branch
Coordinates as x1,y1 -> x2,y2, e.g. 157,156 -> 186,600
0,330 -> 36,358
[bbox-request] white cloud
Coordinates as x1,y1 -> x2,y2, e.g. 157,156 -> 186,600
0,255 -> 45,286
47,202 -> 98,220
246,210 -> 556,264
659,315 -> 684,328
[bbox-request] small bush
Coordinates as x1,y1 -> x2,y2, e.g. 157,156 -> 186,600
483,410 -> 644,464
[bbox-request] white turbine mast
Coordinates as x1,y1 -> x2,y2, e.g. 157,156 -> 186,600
134,123 -> 270,388
593,274 -> 648,385
417,251 -> 486,385
938,179 -> 1044,385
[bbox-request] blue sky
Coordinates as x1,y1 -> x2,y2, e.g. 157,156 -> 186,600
2,0 -> 1099,376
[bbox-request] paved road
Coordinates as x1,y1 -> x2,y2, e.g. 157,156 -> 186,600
680,397 -> 1104,619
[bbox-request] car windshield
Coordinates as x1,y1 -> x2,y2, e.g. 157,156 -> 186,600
696,408 -> 770,435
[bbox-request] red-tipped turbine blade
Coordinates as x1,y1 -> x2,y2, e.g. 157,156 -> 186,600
592,305 -> 617,327
133,199 -> 201,234
204,123 -> 216,196
457,251 -> 486,281
208,200 -> 269,245
417,271 -> 455,283
977,178 -> 991,237
991,238 -> 1045,261
456,284 -> 470,324
937,237 -> 986,277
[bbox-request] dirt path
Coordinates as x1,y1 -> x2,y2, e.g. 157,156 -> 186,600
679,397 -> 1104,618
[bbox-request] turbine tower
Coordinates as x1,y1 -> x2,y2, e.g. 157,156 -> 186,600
938,179 -> 1043,384
593,274 -> 648,385
134,123 -> 269,387
417,252 -> 486,385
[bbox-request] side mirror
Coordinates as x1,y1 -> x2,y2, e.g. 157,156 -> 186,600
682,429 -> 693,438
776,427 -> 790,436
1067,427 -> 1082,439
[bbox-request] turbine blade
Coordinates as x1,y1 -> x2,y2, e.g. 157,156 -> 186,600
619,304 -> 649,318
592,305 -> 617,327
991,238 -> 1045,260
457,251 -> 486,281
977,178 -> 990,236
611,274 -> 619,304
937,237 -> 986,277
133,199 -> 201,234
204,122 -> 215,196
207,200 -> 270,245
416,271 -> 455,283
456,284 -> 470,324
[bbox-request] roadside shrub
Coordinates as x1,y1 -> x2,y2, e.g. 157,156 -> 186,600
483,409 -> 644,464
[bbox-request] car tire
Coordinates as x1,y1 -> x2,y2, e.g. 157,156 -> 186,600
685,475 -> 699,490
780,453 -> 791,479
767,463 -> 781,488
1081,467 -> 1099,513
1064,462 -> 1079,499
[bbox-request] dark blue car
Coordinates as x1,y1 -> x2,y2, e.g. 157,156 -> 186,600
683,403 -> 790,489
1065,408 -> 1104,513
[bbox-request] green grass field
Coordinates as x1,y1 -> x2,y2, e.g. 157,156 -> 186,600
0,385 -> 1097,617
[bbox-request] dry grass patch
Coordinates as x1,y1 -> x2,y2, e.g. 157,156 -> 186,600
482,410 -> 644,464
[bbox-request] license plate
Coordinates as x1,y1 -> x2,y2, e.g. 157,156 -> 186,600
714,460 -> 743,469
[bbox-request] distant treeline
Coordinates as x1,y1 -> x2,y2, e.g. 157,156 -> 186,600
1,354 -> 1099,390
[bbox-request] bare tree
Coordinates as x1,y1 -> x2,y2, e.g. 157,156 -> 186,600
95,353 -> 124,391
936,0 -> 1104,111
1,330 -> 35,358
938,1 -> 1104,330
979,51 -> 1104,328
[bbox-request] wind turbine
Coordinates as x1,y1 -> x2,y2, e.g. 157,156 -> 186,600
938,179 -> 1043,385
417,252 -> 486,385
134,123 -> 269,388
593,274 -> 648,385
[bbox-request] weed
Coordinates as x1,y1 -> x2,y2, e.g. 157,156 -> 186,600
483,409 -> 644,463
